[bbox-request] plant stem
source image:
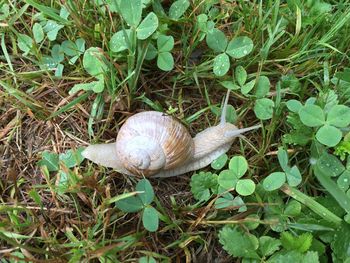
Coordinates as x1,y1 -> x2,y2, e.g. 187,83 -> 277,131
129,40 -> 149,95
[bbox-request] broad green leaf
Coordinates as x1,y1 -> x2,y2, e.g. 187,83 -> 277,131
206,21 -> 215,32
213,53 -> 230,76
323,90 -> 339,114
335,68 -> 350,82
235,66 -> 247,86
326,105 -> 350,128
284,200 -> 302,217
139,256 -> 156,263
255,76 -> 270,98
280,232 -> 313,253
286,165 -> 302,187
115,196 -> 144,212
299,104 -> 325,127
206,28 -> 227,53
277,147 -> 289,172
110,29 -> 131,52
37,151 -> 59,171
41,56 -> 57,70
17,34 -> 33,55
197,13 -> 208,32
241,79 -> 255,95
254,98 -> 274,120
142,206 -> 159,232
305,97 -> 316,105
211,154 -> 228,170
136,12 -> 158,40
244,214 -> 260,230
120,0 -> 142,26
136,179 -> 154,205
224,105 -> 237,123
337,170 -> 350,191
268,251 -> 306,262
219,81 -> 240,91
157,35 -> 174,52
145,43 -> 157,60
233,196 -> 247,212
157,52 -> 174,71
75,38 -> 85,53
215,195 -> 247,212
316,125 -> 342,147
259,236 -> 281,257
236,179 -> 255,196
59,147 -> 85,168
218,169 -> 238,190
214,193 -> 234,209
263,172 -> 286,191
43,20 -> 64,41
169,0 -> 190,20
51,44 -> 64,63
219,226 -> 260,259
286,99 -> 303,113
316,152 -> 345,177
61,40 -> 78,56
229,156 -> 248,178
60,6 -> 69,19
226,36 -> 254,59
55,64 -> 63,77
83,47 -> 108,78
69,79 -> 104,94
32,23 -> 44,43
190,172 -> 218,201
331,222 -> 350,261
281,74 -> 301,92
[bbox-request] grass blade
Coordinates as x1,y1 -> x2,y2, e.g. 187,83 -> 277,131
281,184 -> 342,225
314,165 -> 350,214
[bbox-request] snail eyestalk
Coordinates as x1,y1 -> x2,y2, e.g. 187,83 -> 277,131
220,89 -> 231,126
224,124 -> 262,138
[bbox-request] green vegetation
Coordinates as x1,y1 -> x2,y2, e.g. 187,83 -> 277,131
2,0 -> 350,262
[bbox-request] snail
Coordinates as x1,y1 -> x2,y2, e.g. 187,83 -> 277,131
82,91 -> 261,178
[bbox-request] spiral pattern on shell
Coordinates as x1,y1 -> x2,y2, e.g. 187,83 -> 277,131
116,111 -> 195,177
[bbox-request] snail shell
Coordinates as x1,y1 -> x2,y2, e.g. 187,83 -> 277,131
115,111 -> 194,176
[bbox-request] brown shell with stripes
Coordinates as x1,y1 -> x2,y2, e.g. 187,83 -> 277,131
115,111 -> 194,177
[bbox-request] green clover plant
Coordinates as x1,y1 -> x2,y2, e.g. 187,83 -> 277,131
220,66 -> 275,120
109,0 -> 189,73
263,147 -> 302,191
38,148 -> 85,194
298,103 -> 350,147
205,27 -> 253,76
190,155 -> 256,212
145,34 -> 175,71
218,226 -> 320,262
115,179 -> 159,232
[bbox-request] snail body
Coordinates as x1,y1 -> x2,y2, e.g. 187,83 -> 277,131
82,92 -> 261,177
